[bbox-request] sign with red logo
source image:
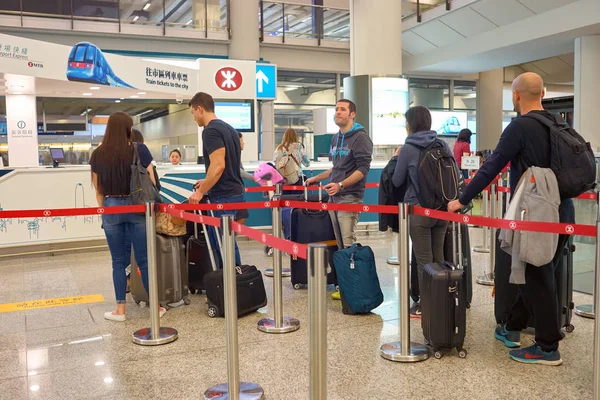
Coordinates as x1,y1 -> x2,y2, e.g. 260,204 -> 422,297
215,67 -> 243,92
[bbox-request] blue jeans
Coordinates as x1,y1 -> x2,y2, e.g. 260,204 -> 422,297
102,197 -> 149,304
208,193 -> 244,267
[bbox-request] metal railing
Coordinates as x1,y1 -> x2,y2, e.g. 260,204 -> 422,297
0,0 -> 230,38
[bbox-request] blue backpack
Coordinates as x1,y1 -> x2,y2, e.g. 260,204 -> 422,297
333,244 -> 383,314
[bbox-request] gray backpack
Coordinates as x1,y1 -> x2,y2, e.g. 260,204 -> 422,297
130,143 -> 162,205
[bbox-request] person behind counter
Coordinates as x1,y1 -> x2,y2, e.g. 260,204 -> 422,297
169,149 -> 182,165
453,128 -> 472,179
90,112 -> 166,322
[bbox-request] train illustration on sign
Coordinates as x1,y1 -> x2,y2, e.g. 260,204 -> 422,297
66,42 -> 134,88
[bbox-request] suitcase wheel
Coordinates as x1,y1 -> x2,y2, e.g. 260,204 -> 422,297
434,351 -> 444,360
184,297 -> 191,306
457,348 -> 468,359
565,324 -> 575,333
466,302 -> 471,309
189,287 -> 201,295
293,283 -> 301,290
207,305 -> 219,318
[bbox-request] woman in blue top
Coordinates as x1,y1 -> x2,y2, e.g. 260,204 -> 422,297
392,106 -> 451,318
90,112 -> 166,322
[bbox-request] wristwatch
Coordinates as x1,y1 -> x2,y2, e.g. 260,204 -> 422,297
338,182 -> 344,191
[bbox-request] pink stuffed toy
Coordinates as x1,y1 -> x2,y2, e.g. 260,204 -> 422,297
253,162 -> 285,186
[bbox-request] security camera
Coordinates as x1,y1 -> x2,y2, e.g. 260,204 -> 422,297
176,96 -> 184,105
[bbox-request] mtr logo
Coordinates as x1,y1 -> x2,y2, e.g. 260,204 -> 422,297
28,61 -> 43,68
215,67 -> 242,91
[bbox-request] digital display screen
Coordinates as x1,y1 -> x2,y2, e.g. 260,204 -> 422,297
50,148 -> 65,160
431,111 -> 468,135
371,77 -> 409,145
214,101 -> 254,132
0,122 -> 6,135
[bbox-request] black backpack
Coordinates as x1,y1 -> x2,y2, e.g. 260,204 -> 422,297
523,113 -> 596,199
411,139 -> 461,210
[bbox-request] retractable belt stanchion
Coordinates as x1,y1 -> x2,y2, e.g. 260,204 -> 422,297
593,203 -> 600,399
308,243 -> 328,400
476,184 -> 496,286
205,215 -> 264,400
474,187 -> 491,254
133,202 -> 178,346
258,185 -> 300,334
576,194 -> 598,320
380,203 -> 430,362
265,184 -> 291,278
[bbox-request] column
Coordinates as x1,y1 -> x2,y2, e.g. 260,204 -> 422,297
574,35 -> 600,151
476,68 -> 503,151
350,0 -> 403,76
5,75 -> 38,167
260,102 -> 275,161
228,0 -> 260,60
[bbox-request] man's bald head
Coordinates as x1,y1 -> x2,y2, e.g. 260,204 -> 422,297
512,72 -> 545,101
511,72 -> 545,113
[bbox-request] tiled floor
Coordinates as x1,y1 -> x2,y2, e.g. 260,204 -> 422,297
0,227 -> 596,400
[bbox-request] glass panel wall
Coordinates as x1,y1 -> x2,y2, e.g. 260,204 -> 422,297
73,0 -> 118,21
453,80 -> 477,110
22,0 -> 72,16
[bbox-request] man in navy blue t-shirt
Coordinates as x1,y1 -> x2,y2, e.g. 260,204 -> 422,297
448,72 -> 575,366
188,92 -> 245,267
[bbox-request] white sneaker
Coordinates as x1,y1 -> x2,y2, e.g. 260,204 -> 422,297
159,307 -> 167,318
104,311 -> 126,322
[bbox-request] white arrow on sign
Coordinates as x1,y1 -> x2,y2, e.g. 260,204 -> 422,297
256,69 -> 268,93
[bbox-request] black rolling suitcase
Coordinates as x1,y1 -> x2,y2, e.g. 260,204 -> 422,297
444,223 -> 473,308
421,222 -> 468,359
494,231 -> 575,333
186,210 -> 218,294
203,265 -> 268,318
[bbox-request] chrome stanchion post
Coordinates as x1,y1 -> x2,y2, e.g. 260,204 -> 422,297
265,184 -> 291,277
576,195 -> 597,319
474,187 -> 491,254
133,202 -> 178,346
477,184 -> 495,286
308,244 -> 327,400
258,186 -> 300,334
205,216 -> 264,400
380,203 -> 430,362
593,207 -> 600,399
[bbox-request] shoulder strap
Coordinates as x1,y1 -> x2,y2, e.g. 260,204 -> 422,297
132,142 -> 140,166
521,113 -> 569,130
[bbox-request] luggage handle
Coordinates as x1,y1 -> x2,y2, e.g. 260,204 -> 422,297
302,181 -> 323,202
204,198 -> 221,272
451,222 -> 463,270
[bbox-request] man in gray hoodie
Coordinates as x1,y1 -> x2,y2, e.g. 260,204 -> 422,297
306,99 -> 373,253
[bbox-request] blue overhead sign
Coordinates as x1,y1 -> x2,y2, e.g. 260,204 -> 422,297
255,63 -> 277,100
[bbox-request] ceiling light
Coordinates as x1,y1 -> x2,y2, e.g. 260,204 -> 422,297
12,92 -> 23,95
104,377 -> 113,384
120,97 -> 124,100
133,15 -> 139,21
90,86 -> 100,90
80,108 -> 92,116
137,92 -> 146,95
143,3 -> 151,10
10,84 -> 24,89
95,361 -> 105,366
83,93 -> 93,96
28,371 -> 37,376
186,19 -> 193,25
30,385 -> 40,392
130,95 -> 139,98
115,100 -> 121,103
136,109 -> 154,116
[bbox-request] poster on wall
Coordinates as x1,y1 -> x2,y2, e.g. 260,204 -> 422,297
371,77 -> 409,145
431,111 -> 468,135
0,33 -> 198,96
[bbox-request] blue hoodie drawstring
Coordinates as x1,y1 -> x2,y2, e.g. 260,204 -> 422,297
338,134 -> 345,159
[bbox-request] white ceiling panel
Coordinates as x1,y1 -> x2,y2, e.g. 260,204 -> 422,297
517,0 -> 578,14
532,56 -> 573,75
439,6 -> 499,37
558,52 -> 575,67
519,62 -> 548,75
411,19 -> 466,47
470,0 -> 535,26
401,31 -> 438,55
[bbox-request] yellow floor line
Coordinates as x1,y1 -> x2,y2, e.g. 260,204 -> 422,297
0,294 -> 105,313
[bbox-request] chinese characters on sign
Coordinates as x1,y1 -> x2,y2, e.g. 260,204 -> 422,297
145,67 -> 189,90
461,156 -> 480,170
12,120 -> 33,138
0,43 -> 29,60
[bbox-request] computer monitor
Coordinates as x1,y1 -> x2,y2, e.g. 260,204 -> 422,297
49,148 -> 65,168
